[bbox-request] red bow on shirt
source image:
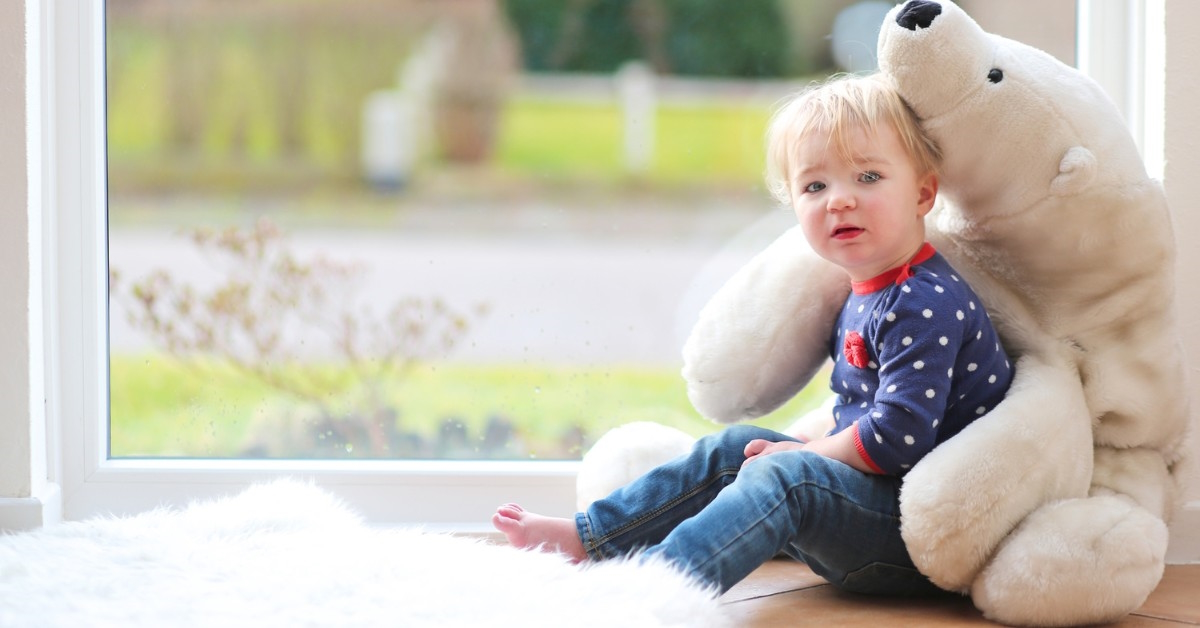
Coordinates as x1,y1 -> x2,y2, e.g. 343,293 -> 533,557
844,331 -> 869,369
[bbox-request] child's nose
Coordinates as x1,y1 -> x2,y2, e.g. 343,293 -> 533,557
826,188 -> 855,212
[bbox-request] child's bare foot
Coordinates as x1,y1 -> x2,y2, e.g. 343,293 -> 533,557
491,503 -> 587,562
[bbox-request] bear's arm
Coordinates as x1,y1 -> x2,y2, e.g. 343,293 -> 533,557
682,225 -> 849,423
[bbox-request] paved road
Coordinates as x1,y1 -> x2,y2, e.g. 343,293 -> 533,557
109,204 -> 797,367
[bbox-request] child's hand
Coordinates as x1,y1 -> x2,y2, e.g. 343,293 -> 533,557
799,426 -> 878,474
742,439 -> 807,467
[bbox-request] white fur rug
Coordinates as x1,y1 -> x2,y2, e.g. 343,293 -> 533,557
0,481 -> 725,627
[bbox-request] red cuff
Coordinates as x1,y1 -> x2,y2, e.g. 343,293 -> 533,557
853,427 -> 886,474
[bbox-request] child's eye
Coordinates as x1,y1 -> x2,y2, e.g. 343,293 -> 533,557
804,181 -> 826,193
859,171 -> 882,183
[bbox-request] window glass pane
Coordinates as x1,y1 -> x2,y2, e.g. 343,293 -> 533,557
105,0 -> 898,461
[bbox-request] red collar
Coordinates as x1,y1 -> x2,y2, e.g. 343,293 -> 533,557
850,243 -> 937,295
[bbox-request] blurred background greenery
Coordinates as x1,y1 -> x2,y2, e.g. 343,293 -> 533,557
107,0 -> 861,460
106,0 -> 863,195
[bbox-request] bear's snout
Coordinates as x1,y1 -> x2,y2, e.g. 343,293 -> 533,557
897,0 -> 942,30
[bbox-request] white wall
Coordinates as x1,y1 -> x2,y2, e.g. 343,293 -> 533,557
0,0 -> 57,531
960,0 -> 1077,65
1163,0 -> 1200,560
0,1 -> 43,501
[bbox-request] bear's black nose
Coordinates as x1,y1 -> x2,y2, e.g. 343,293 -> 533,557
897,0 -> 942,30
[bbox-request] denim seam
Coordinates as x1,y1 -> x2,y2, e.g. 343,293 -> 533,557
578,512 -> 604,560
583,466 -> 741,558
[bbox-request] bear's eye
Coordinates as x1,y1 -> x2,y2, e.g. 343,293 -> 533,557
987,68 -> 1004,83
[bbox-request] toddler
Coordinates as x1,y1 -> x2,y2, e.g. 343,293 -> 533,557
493,73 -> 1013,596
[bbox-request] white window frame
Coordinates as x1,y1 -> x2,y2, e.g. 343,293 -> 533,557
36,1 -> 1197,558
1076,0 -> 1164,178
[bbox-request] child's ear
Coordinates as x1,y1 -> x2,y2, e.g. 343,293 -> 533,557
916,173 -> 938,217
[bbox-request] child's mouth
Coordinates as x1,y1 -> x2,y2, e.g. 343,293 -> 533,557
833,226 -> 863,239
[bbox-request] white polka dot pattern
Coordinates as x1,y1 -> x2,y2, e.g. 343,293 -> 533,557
831,248 -> 1013,475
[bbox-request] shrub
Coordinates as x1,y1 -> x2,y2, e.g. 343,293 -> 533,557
110,219 -> 486,458
503,0 -> 789,77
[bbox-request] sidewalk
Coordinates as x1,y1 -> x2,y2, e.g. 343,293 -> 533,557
108,192 -> 797,366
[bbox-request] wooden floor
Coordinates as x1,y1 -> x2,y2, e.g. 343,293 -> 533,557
720,561 -> 1200,626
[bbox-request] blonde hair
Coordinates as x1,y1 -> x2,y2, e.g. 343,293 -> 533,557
764,73 -> 942,206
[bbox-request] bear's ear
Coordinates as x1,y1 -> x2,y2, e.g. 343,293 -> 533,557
1050,146 -> 1097,196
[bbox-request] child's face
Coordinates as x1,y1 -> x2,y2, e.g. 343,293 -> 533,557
789,123 -> 938,282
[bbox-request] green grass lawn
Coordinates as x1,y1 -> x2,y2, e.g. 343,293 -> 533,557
109,94 -> 775,193
494,97 -> 771,186
110,354 -> 828,460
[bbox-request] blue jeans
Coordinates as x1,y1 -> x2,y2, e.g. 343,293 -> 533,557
576,425 -> 943,595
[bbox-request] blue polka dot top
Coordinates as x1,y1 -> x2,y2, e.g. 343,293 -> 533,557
828,243 -> 1014,476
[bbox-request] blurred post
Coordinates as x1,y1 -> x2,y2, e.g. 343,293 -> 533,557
617,61 -> 655,175
399,26 -> 452,168
360,27 -> 452,191
361,91 -> 412,192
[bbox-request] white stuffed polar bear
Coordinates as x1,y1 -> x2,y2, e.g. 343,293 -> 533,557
575,1 -> 1190,625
